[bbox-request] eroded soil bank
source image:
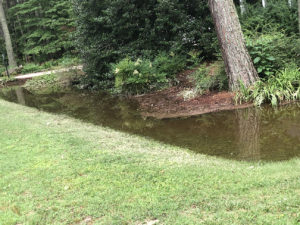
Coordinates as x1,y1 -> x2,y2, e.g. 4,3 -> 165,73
133,69 -> 252,119
0,79 -> 27,88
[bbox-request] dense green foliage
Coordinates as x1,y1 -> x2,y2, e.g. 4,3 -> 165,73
112,58 -> 168,94
74,0 -> 299,93
73,0 -> 217,89
111,53 -> 189,94
237,65 -> 300,106
24,71 -> 82,93
245,32 -> 300,78
240,0 -> 299,35
192,61 -> 228,94
1,0 -> 75,65
240,0 -> 300,81
0,0 -> 298,100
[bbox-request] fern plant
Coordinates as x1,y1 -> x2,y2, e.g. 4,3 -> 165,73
236,65 -> 300,106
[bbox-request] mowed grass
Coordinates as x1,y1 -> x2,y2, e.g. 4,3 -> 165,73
0,99 -> 299,225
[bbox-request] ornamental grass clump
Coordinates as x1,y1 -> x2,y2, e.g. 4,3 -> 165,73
236,65 -> 300,106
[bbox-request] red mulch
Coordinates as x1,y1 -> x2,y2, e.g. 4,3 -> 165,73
132,68 -> 252,119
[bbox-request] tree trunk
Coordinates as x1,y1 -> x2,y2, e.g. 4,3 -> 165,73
262,0 -> 267,8
240,0 -> 246,15
288,0 -> 292,8
208,0 -> 259,90
0,0 -> 17,68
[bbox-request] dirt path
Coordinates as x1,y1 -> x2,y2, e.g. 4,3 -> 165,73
133,69 -> 253,119
15,65 -> 83,80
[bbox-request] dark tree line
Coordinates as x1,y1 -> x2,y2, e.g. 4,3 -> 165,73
0,0 -> 75,69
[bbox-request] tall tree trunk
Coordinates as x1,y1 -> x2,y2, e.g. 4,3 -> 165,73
288,0 -> 292,8
262,0 -> 267,8
208,0 -> 259,90
240,0 -> 246,15
0,0 -> 17,68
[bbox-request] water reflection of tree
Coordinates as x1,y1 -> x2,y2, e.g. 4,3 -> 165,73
15,87 -> 26,105
236,108 -> 261,161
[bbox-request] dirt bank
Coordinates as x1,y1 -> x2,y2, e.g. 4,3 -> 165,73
133,69 -> 253,119
0,79 -> 27,88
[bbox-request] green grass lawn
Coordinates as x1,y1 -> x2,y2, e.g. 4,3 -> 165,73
0,99 -> 299,225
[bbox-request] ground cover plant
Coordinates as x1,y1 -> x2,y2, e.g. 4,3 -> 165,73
112,53 -> 188,94
0,100 -> 299,224
23,70 -> 83,94
245,32 -> 300,78
191,61 -> 228,94
236,65 -> 300,106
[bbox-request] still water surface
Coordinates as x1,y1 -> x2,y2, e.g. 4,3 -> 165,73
0,86 -> 299,161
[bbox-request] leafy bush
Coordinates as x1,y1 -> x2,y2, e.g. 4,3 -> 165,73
56,57 -> 80,67
24,71 -> 83,93
192,61 -> 228,94
73,0 -> 216,88
0,67 -> 6,77
112,58 -> 168,95
25,74 -> 58,89
0,77 -> 17,86
246,32 -> 300,78
236,65 -> 300,106
240,0 -> 298,36
153,53 -> 187,79
21,63 -> 44,74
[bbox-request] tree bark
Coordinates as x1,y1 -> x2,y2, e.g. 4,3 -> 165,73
262,0 -> 267,8
208,0 -> 259,90
240,0 -> 246,15
0,0 -> 17,68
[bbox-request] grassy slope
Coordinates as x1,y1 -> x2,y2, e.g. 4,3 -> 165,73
0,100 -> 299,225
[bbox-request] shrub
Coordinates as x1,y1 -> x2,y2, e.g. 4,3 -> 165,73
152,52 -> 187,79
246,32 -> 300,78
0,77 -> 17,86
192,61 -> 228,94
73,0 -> 216,88
240,0 -> 298,36
42,60 -> 59,70
21,63 -> 44,74
112,58 -> 168,95
0,67 -> 6,77
56,57 -> 80,67
24,71 -> 83,93
236,64 -> 300,106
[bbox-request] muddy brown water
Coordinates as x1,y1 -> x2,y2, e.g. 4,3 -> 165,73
0,86 -> 299,161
